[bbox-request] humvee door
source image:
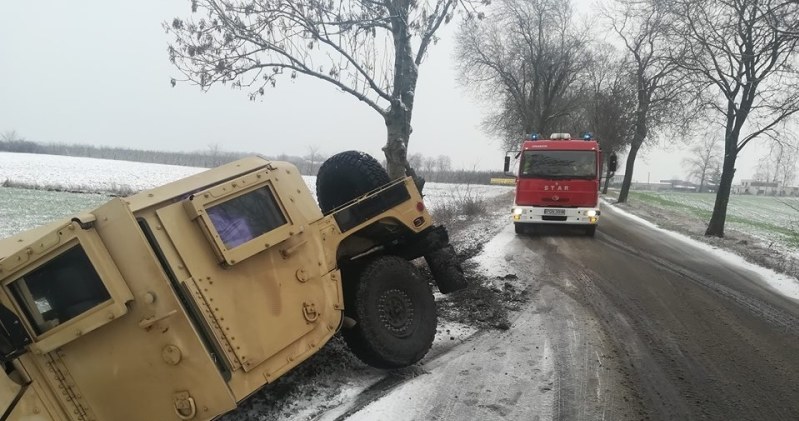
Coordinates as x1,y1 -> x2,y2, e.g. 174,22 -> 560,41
0,198 -> 237,421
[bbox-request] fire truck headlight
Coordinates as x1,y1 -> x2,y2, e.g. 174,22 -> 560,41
585,210 -> 597,217
513,208 -> 523,216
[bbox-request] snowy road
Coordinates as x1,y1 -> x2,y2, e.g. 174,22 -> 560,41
325,203 -> 799,420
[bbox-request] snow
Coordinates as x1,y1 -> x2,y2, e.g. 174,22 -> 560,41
603,199 -> 799,302
0,151 -> 510,204
0,152 -> 207,192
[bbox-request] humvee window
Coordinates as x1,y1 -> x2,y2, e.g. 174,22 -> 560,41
9,246 -> 111,335
207,186 -> 287,249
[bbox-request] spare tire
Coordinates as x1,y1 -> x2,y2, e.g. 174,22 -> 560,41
316,150 -> 392,213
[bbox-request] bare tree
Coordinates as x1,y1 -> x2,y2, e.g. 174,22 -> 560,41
606,0 -> 695,203
580,44 -> 636,194
682,136 -> 721,192
754,141 -> 798,188
436,154 -> 452,172
422,156 -> 437,180
455,0 -> 590,150
1,130 -> 20,142
166,0 -> 485,192
672,0 -> 799,236
303,145 -> 323,175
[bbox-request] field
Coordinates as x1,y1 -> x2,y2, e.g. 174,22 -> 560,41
0,152 -> 512,238
627,190 -> 799,249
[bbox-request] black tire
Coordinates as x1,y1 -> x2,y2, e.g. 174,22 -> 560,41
424,244 -> 467,293
341,256 -> 437,369
514,223 -> 525,235
585,225 -> 597,237
316,150 -> 391,213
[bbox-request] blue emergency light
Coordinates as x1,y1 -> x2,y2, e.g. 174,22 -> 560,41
582,131 -> 593,140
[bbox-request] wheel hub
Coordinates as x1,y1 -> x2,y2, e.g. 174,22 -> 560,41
377,288 -> 414,337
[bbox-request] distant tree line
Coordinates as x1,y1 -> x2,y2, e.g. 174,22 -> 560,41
0,131 -> 501,184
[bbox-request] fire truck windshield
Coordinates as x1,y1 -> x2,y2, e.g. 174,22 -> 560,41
520,150 -> 596,179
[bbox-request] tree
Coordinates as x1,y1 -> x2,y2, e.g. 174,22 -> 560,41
754,140 -> 798,188
435,154 -> 452,172
166,0 -> 485,192
455,0 -> 590,150
672,0 -> 799,236
303,145 -> 325,175
606,0 -> 695,204
682,136 -> 721,192
580,45 -> 635,194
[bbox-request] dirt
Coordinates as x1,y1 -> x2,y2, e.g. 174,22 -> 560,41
220,192 -> 519,421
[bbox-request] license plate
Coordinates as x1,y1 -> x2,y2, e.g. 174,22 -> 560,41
543,209 -> 566,216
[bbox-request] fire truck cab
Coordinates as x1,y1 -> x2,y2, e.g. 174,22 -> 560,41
503,132 -> 616,237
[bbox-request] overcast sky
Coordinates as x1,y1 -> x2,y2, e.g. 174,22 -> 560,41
0,0 -> 775,181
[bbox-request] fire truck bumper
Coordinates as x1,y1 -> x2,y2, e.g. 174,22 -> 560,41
511,206 -> 600,225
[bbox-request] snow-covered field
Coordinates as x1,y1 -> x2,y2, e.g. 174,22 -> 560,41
628,190 -> 799,250
0,152 -> 512,237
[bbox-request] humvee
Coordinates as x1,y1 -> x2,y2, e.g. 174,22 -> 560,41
0,151 -> 465,420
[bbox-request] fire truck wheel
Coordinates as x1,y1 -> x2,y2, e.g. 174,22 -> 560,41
585,225 -> 597,237
514,223 -> 525,234
316,150 -> 391,213
341,256 -> 437,369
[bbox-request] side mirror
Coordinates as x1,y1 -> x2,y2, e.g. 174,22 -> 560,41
503,156 -> 510,173
609,153 -> 618,173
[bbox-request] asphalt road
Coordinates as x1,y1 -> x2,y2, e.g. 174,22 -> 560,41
329,204 -> 799,421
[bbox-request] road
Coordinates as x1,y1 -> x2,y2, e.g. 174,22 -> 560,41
322,203 -> 799,421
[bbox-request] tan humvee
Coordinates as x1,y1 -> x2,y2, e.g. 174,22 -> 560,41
0,154 -> 464,420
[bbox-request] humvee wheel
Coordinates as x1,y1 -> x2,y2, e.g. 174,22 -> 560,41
316,150 -> 391,213
342,256 -> 437,369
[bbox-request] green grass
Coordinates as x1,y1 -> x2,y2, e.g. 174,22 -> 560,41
626,190 -> 799,248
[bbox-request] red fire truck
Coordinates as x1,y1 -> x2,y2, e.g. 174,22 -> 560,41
503,132 -> 617,236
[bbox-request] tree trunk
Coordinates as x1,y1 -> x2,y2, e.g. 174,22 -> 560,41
705,150 -> 737,237
602,161 -> 612,194
383,1 -> 424,193
617,141 -> 641,203
384,106 -> 425,193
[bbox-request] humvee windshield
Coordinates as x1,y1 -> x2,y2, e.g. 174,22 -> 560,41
9,246 -> 110,335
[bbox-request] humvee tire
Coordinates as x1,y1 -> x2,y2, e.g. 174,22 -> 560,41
342,255 -> 436,369
316,150 -> 391,213
424,244 -> 467,293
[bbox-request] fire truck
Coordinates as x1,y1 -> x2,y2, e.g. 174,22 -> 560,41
503,132 -> 617,237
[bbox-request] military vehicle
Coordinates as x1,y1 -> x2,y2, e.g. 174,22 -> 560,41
0,151 -> 465,420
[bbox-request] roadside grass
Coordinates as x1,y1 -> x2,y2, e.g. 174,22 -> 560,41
609,189 -> 799,281
628,191 -> 799,247
430,184 -> 488,227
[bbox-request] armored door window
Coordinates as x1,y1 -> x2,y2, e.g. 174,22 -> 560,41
206,186 -> 287,249
185,172 -> 295,265
9,245 -> 111,335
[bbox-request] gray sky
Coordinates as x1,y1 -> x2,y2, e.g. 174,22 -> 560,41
0,0 -> 771,180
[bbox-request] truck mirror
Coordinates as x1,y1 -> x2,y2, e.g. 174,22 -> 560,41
503,156 -> 510,173
609,154 -> 618,172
